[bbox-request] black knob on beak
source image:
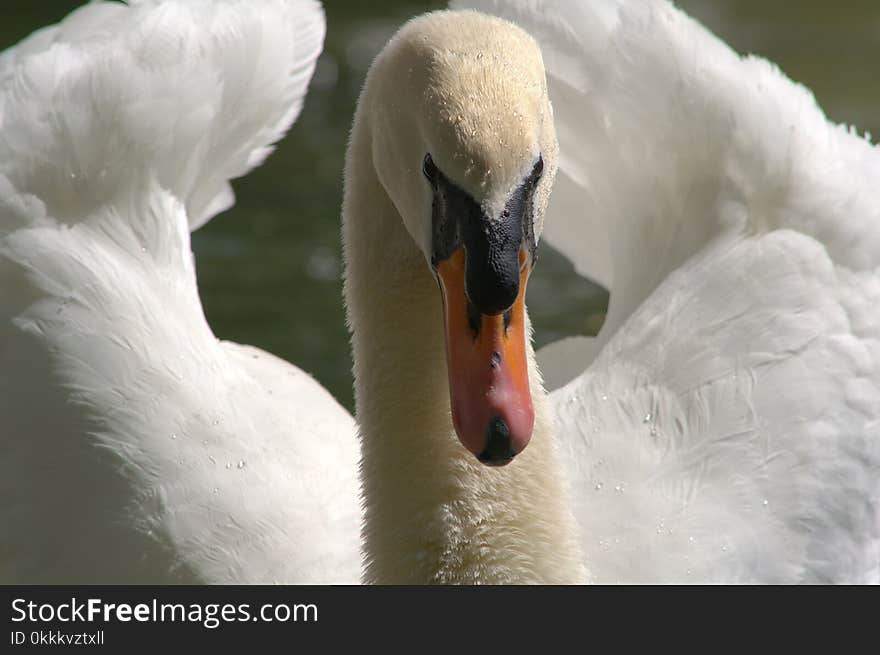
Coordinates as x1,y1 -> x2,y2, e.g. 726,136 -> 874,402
478,416 -> 516,466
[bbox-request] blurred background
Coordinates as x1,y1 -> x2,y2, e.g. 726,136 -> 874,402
2,1 -> 878,410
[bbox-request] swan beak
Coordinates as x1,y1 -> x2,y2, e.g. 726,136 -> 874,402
437,248 -> 534,466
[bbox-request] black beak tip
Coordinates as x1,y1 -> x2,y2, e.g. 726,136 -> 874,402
477,416 -> 516,466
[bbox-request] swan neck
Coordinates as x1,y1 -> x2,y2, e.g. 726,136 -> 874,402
342,87 -> 586,584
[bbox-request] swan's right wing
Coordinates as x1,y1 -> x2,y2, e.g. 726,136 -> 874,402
0,0 -> 324,231
551,230 -> 880,583
1,0 -> 361,583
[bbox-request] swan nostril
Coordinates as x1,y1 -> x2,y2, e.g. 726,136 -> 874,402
478,416 -> 515,466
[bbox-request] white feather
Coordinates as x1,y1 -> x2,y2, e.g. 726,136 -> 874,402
4,0 -> 878,585
1,0 -> 361,584
455,0 -> 880,582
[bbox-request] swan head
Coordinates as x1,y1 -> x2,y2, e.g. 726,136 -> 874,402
364,10 -> 558,465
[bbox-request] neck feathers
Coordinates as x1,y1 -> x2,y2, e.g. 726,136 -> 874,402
342,103 -> 585,584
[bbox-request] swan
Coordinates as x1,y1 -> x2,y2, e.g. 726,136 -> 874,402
1,0 -> 360,584
349,3 -> 880,583
2,0 -> 878,585
450,0 -> 880,582
464,0 -> 880,392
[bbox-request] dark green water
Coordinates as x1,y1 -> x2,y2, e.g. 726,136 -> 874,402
3,1 -> 878,410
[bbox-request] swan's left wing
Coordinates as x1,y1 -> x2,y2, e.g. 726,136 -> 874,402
551,230 -> 880,583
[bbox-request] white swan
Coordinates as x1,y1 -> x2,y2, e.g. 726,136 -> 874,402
466,0 -> 880,392
2,0 -> 878,585
452,0 -> 880,582
1,0 -> 360,584
348,4 -> 880,583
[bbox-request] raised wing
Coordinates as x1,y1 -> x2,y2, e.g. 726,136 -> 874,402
0,0 -> 361,583
0,0 -> 324,231
552,231 -> 880,583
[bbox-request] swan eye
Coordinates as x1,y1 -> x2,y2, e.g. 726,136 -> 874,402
423,153 -> 438,185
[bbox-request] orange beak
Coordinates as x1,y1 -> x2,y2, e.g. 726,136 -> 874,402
437,248 -> 534,465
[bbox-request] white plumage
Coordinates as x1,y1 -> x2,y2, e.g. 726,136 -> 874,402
1,0 -> 361,583
458,0 -> 880,582
2,0 -> 878,584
